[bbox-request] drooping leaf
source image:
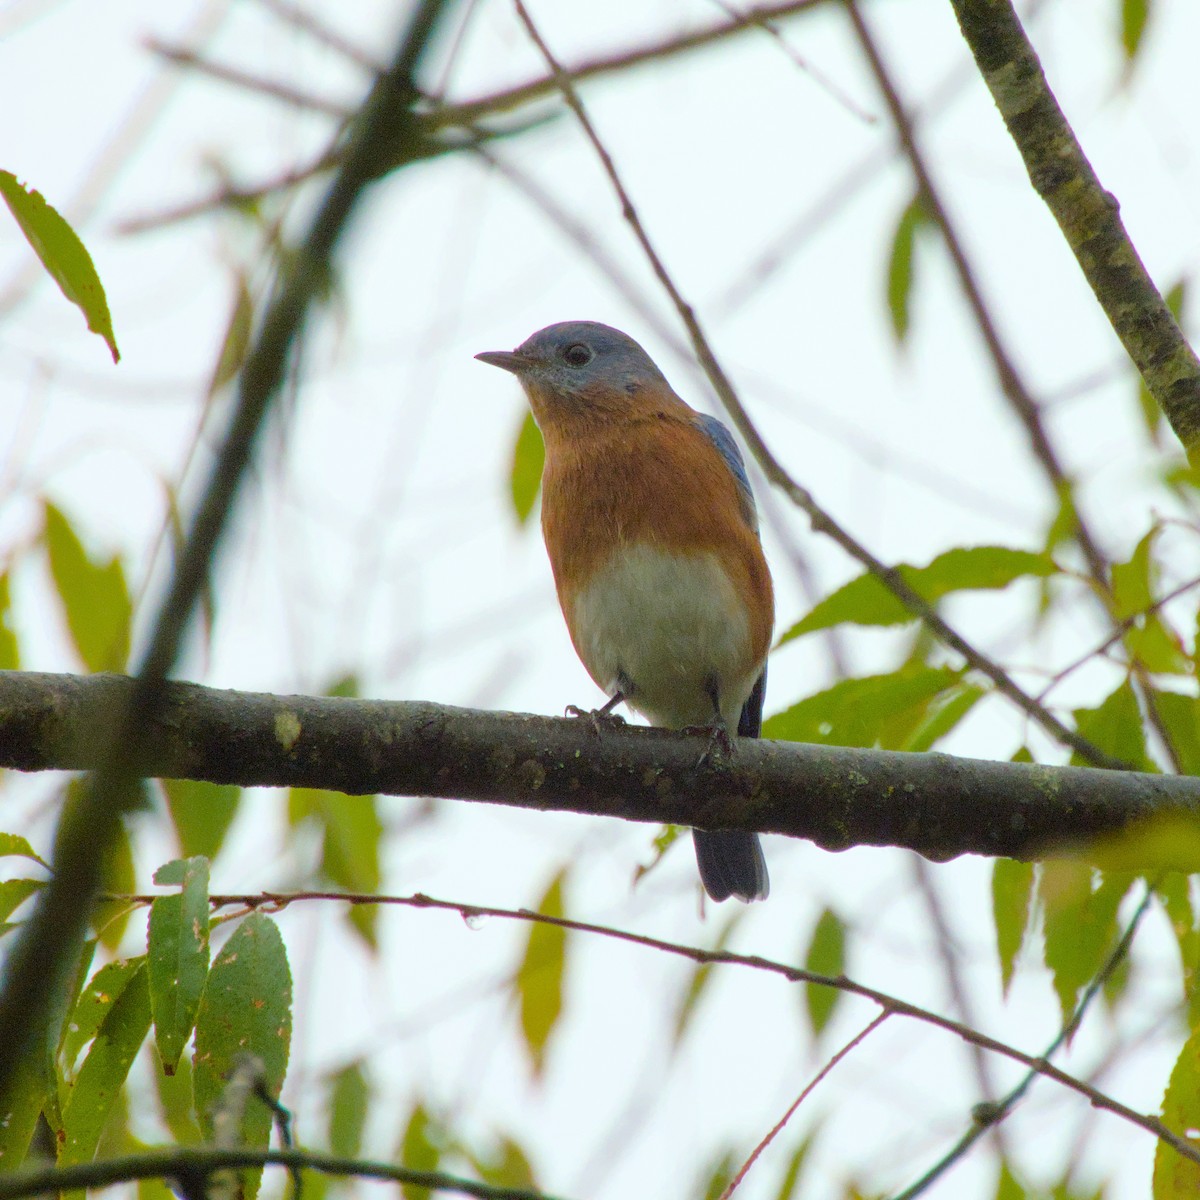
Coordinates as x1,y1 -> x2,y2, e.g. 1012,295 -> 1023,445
0,1057 -> 50,1170
148,857 -> 211,1074
329,1061 -> 369,1159
886,192 -> 932,344
778,546 -> 1057,643
153,1051 -> 202,1146
1121,0 -> 1151,64
1083,814 -> 1200,875
0,171 -> 119,362
0,573 -> 18,670
61,956 -> 147,1074
0,879 -> 44,925
163,779 -> 240,864
802,907 -> 846,1038
509,409 -> 544,525
43,501 -> 131,672
770,1130 -> 817,1200
0,832 -> 49,870
471,1134 -> 538,1191
58,963 -> 151,1191
763,665 -> 961,750
94,810 -> 136,951
1071,680 -> 1153,770
1153,691 -> 1200,776
902,683 -> 985,752
672,909 -> 746,1049
193,913 -> 293,1200
1154,1019 -> 1200,1198
398,1103 -> 443,1200
517,870 -> 568,1078
208,275 -> 254,395
699,1148 -> 738,1200
288,787 -> 382,949
1039,864 -> 1132,1026
634,823 -> 685,886
991,859 -> 1034,996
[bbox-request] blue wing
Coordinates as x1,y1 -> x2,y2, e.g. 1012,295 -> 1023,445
695,413 -> 758,533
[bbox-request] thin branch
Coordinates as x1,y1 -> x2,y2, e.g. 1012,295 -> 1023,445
888,881 -> 1158,1199
948,0 -> 1200,462
0,0 -> 454,1101
0,1145 -> 566,1200
719,1011 -> 891,1199
6,671 -> 1200,861
511,0 -> 1120,769
107,885 -> 1200,1169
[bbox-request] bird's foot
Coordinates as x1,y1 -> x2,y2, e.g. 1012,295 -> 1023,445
682,720 -> 736,767
566,703 -> 627,739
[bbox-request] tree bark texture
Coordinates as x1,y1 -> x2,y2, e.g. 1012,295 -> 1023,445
1,671 -> 1196,862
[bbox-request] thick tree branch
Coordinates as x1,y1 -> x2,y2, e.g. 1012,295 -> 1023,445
949,0 -> 1200,462
2,671 -> 1197,863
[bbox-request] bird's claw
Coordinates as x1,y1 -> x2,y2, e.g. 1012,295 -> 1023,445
566,704 -> 627,739
683,722 -> 736,767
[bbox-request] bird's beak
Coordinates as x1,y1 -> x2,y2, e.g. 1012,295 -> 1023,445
475,349 -> 531,375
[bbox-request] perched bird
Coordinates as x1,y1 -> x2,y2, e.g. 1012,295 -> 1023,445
476,321 -> 773,902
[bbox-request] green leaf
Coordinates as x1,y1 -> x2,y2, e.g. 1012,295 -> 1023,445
153,1052 -> 202,1146
802,907 -> 846,1038
193,913 -> 293,1200
1156,691 -> 1200,775
517,870 -> 568,1078
672,909 -> 746,1049
634,823 -> 685,886
1071,680 -> 1153,770
763,665 -> 961,750
58,963 -> 151,1191
1111,528 -> 1158,619
208,276 -> 254,396
991,859 -> 1033,996
509,410 -> 544,525
1083,813 -> 1200,875
43,501 -> 132,672
0,171 -> 119,362
778,546 -> 1057,642
699,1148 -> 738,1200
288,787 -> 382,949
94,811 -> 136,951
886,192 -> 931,344
1039,864 -> 1131,1026
770,1130 -> 817,1200
1121,0 -> 1151,61
398,1104 -> 443,1200
471,1134 -> 538,1190
0,1056 -> 48,1171
1154,1019 -> 1200,1197
329,1061 -> 369,1159
162,779 -> 240,863
0,832 -> 49,870
0,573 -> 18,670
902,683 -> 985,752
148,857 -> 211,1074
62,956 -> 146,1073
0,879 -> 44,924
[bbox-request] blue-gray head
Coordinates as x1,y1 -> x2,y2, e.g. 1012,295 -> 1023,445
475,322 -> 671,414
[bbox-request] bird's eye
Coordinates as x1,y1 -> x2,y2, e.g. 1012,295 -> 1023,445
563,343 -> 593,367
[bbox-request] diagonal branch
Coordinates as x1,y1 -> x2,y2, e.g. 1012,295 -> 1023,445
948,0 -> 1200,463
510,0 -> 1120,770
3,671 -> 1199,863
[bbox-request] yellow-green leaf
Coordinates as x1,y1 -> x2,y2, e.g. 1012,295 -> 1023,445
992,859 -> 1033,996
329,1061 -> 369,1159
886,192 -> 932,344
58,963 -> 151,1195
148,857 -> 211,1074
802,907 -> 845,1038
517,871 -> 568,1078
0,573 -> 18,670
1154,1020 -> 1200,1197
509,409 -> 544,526
0,171 -> 119,362
672,909 -> 745,1049
778,546 -> 1057,643
193,914 -> 292,1200
43,502 -> 131,672
162,779 -> 240,863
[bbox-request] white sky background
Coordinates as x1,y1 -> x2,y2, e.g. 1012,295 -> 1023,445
4,0 -> 1200,1197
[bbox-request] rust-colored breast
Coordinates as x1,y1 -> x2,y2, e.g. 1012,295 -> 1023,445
538,407 -> 774,669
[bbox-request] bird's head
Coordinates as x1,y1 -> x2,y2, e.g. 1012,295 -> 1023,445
475,321 -> 672,426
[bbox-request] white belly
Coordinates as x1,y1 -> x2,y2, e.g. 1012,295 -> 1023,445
570,544 -> 756,729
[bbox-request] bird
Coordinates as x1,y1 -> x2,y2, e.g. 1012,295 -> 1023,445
476,321 -> 773,903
